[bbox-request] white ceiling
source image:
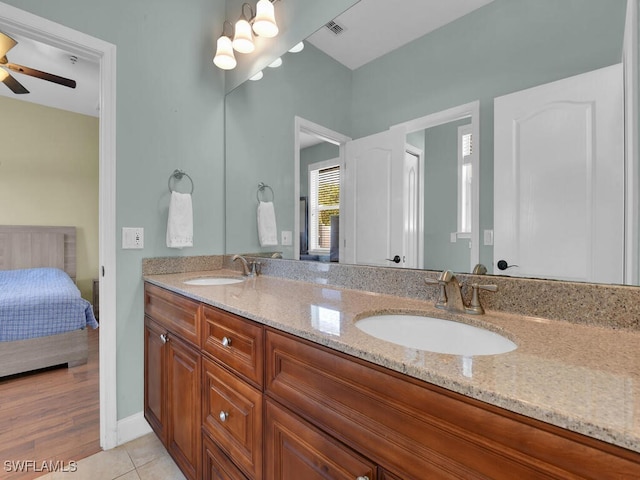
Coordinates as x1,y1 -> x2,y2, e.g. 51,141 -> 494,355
0,30 -> 99,117
307,0 -> 495,71
300,0 -> 495,148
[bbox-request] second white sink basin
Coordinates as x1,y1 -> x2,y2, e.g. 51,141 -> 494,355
355,314 -> 516,356
183,276 -> 245,286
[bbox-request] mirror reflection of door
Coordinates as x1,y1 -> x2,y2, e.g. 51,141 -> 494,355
342,128 -> 411,268
494,63 -> 624,283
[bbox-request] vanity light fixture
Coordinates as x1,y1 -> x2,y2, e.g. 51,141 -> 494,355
253,0 -> 279,38
232,3 -> 256,53
249,70 -> 264,81
213,21 -> 237,70
268,57 -> 282,68
213,0 -> 281,70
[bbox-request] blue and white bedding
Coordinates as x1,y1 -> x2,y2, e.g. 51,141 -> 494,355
0,267 -> 98,342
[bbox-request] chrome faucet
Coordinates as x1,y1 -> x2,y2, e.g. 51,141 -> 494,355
425,270 -> 497,315
232,254 -> 259,277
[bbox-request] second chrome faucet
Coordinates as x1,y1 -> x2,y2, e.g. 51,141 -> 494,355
425,269 -> 497,315
232,254 -> 260,277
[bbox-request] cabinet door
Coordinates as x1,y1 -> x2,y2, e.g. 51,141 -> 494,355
144,317 -> 167,443
202,357 -> 262,480
203,431 -> 249,480
265,399 -> 376,480
167,334 -> 201,480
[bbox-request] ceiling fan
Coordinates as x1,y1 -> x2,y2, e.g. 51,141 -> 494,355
0,31 -> 76,94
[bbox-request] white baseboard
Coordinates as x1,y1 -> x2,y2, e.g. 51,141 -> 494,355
116,411 -> 153,446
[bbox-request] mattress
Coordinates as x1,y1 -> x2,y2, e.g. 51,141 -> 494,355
0,267 -> 98,342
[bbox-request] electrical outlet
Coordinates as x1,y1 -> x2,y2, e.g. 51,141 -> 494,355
281,230 -> 292,246
122,227 -> 144,249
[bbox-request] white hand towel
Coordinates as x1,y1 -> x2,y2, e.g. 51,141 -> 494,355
166,191 -> 193,248
257,201 -> 278,246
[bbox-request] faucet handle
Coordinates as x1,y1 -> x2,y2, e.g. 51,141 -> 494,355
424,277 -> 447,308
467,283 -> 498,315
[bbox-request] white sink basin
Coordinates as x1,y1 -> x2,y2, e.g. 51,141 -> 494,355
355,314 -> 516,356
183,276 -> 245,286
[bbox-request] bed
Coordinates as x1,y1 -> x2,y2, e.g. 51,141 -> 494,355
0,225 -> 98,377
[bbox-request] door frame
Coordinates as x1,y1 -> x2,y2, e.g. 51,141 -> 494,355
391,100 -> 480,272
294,116 -> 351,261
0,2 -> 118,449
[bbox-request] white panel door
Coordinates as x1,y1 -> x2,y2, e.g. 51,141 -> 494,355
342,129 -> 406,267
494,63 -> 624,283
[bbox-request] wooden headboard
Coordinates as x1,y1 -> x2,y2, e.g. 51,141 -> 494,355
0,226 -> 77,280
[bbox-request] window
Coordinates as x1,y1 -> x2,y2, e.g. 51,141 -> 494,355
457,124 -> 473,236
308,160 -> 340,253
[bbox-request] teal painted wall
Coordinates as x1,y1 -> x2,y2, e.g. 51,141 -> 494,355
226,43 -> 352,257
1,0 -> 226,420
423,119 -> 471,272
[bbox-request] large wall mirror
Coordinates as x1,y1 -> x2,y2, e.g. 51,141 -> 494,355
225,0 -> 638,285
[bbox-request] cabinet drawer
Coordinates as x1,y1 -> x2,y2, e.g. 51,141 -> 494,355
202,430 -> 249,480
265,329 -> 640,480
145,283 -> 200,346
201,304 -> 263,388
202,357 -> 262,480
265,399 -> 377,480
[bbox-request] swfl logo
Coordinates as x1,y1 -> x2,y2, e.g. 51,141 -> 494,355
4,460 -> 78,472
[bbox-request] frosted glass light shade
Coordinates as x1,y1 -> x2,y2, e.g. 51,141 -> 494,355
233,18 -> 255,53
289,42 -> 304,53
249,70 -> 263,81
268,57 -> 282,68
213,36 -> 237,70
253,0 -> 279,38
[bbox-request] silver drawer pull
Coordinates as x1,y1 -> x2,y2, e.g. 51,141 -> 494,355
356,476 -> 370,480
221,336 -> 232,347
159,333 -> 169,344
219,411 -> 229,422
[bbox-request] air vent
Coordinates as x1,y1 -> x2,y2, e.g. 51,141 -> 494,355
325,20 -> 345,35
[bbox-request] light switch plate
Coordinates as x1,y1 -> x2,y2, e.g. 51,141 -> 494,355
281,230 -> 292,246
484,229 -> 494,246
122,227 -> 144,249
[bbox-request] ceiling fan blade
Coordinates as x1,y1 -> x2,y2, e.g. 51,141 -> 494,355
0,32 -> 17,59
4,62 -> 76,89
0,69 -> 29,94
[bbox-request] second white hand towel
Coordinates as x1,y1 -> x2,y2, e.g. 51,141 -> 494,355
257,201 -> 278,246
166,191 -> 193,248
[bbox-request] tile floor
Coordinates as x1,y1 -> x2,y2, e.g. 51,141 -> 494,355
34,433 -> 185,480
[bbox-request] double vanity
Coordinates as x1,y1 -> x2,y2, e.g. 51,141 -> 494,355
143,256 -> 640,479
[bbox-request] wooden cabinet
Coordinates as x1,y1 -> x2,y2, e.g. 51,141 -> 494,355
265,399 -> 377,480
201,304 -> 263,389
202,432 -> 249,480
202,356 -> 262,479
265,328 -> 640,480
144,282 -> 640,480
144,284 -> 201,480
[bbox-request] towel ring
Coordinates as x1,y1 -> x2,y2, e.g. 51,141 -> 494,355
256,182 -> 274,203
168,169 -> 194,194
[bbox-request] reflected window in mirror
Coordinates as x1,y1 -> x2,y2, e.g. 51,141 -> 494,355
457,125 -> 473,237
309,161 -> 340,257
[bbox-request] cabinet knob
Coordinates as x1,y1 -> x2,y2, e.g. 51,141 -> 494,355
159,333 -> 169,344
356,477 -> 370,480
219,411 -> 229,422
221,336 -> 232,347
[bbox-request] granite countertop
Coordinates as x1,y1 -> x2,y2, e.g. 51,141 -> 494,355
144,269 -> 640,454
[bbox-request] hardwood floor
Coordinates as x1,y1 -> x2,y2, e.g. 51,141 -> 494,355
0,328 -> 100,480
